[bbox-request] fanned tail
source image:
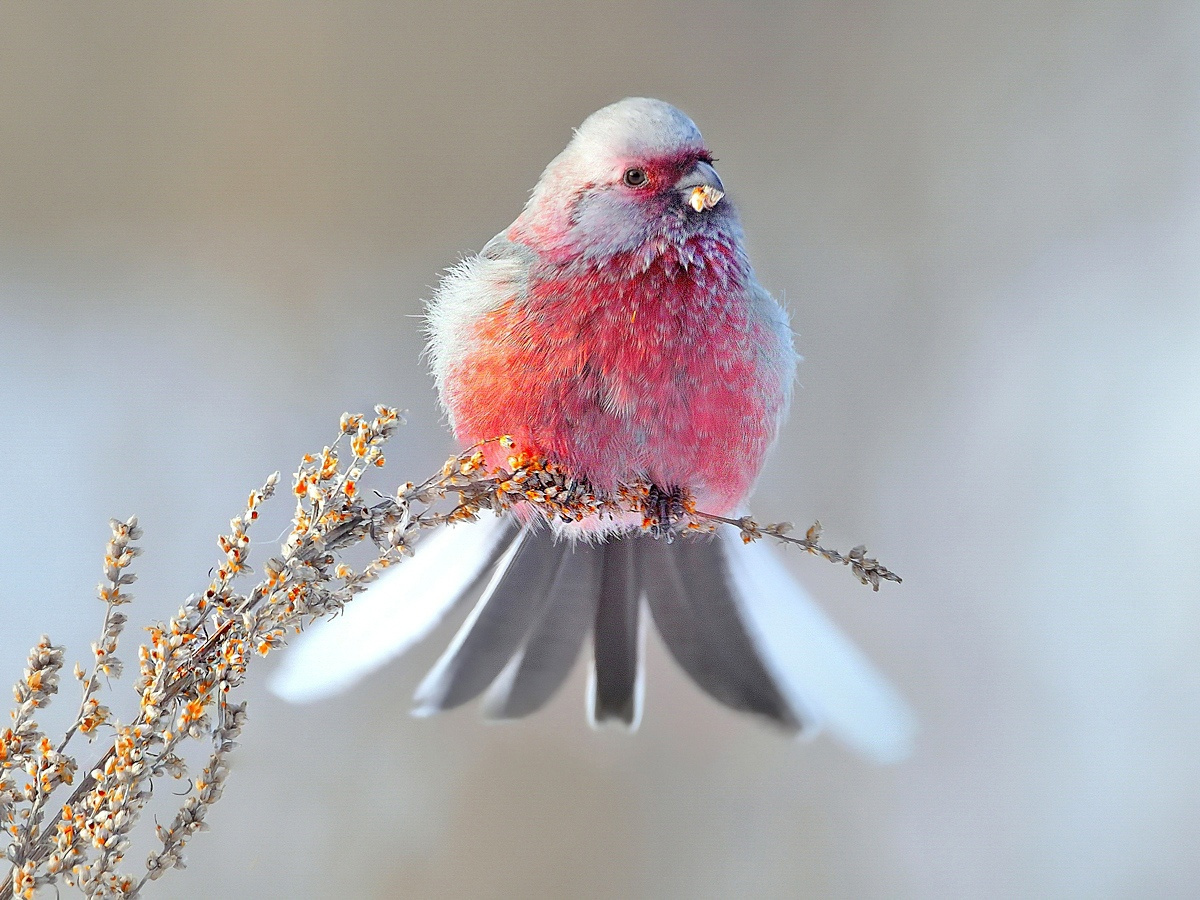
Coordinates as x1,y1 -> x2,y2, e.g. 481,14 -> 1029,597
272,516 -> 914,762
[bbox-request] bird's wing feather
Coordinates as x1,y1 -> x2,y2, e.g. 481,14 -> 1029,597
269,515 -> 518,704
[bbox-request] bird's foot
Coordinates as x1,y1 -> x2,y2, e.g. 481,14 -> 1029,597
646,484 -> 685,542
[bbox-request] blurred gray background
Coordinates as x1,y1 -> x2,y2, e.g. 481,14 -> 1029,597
3,3 -> 1199,898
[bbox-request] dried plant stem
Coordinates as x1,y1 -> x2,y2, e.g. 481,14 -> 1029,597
692,513 -> 902,591
2,410 -> 898,899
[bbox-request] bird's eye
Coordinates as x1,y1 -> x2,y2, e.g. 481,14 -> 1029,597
622,167 -> 648,187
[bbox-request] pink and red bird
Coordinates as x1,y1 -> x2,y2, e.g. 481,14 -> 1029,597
274,98 -> 912,761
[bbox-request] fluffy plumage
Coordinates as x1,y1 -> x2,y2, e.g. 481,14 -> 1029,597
272,98 -> 913,760
428,97 -> 793,522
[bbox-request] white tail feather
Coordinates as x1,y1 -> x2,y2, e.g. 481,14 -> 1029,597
269,515 -> 514,703
722,530 -> 917,763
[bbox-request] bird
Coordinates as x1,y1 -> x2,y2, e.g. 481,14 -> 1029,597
271,98 -> 913,762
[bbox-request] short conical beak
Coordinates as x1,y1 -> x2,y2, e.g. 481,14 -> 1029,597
675,161 -> 725,212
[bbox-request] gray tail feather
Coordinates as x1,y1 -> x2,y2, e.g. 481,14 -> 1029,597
483,541 -> 603,719
412,527 -> 565,714
641,535 -> 803,732
413,525 -> 802,731
590,537 -> 643,726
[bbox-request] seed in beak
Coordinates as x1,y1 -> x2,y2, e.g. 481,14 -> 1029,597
689,184 -> 725,212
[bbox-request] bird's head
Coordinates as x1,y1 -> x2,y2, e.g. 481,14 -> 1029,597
517,98 -> 739,261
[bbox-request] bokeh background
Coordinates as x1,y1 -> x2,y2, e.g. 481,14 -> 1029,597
3,3 -> 1200,898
